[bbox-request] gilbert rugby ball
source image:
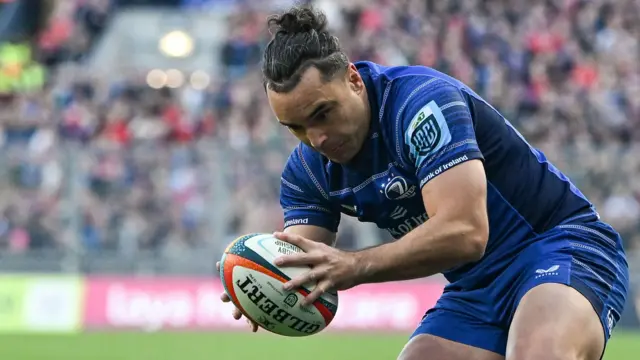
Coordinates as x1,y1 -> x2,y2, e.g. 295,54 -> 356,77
219,233 -> 339,336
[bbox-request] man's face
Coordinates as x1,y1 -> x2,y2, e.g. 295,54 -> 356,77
267,64 -> 370,163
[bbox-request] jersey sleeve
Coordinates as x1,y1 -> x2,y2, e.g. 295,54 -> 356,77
397,78 -> 484,188
280,145 -> 340,232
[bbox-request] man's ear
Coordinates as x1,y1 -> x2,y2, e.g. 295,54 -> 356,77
347,63 -> 364,94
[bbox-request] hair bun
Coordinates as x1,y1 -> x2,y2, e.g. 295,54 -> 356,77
270,6 -> 328,35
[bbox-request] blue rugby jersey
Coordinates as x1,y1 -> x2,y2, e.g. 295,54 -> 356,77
280,61 -> 599,282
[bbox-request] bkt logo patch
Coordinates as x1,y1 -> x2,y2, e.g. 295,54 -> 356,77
383,176 -> 416,200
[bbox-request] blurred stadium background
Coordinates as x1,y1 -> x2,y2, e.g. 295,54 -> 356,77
0,0 -> 638,359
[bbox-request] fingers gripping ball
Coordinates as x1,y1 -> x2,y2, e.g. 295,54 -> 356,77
219,233 -> 339,336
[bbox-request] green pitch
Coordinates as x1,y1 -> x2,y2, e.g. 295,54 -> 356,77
0,331 -> 637,359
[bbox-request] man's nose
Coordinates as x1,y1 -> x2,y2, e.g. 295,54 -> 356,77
307,127 -> 328,150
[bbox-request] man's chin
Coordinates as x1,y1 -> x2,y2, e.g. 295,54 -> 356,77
313,145 -> 354,164
325,152 -> 353,164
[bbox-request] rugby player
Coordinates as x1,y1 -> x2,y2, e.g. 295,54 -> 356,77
216,6 -> 629,360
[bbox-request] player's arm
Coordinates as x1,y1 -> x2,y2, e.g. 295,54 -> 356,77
354,80 -> 489,282
284,225 -> 336,247
280,145 -> 339,247
355,160 -> 487,282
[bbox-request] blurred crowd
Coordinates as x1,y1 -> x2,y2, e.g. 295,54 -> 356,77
0,0 -> 639,261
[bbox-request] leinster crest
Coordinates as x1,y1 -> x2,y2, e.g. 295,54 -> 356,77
384,176 -> 416,200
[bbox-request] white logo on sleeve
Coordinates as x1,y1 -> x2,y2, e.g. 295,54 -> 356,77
283,218 -> 309,227
534,265 -> 560,279
405,100 -> 452,167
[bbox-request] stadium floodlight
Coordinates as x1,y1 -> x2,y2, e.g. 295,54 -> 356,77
158,30 -> 194,58
166,69 -> 185,88
146,69 -> 167,89
190,70 -> 210,90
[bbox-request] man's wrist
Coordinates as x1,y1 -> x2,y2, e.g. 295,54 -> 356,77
351,248 -> 377,286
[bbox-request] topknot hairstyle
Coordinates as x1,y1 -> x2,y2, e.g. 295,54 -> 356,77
262,5 -> 349,93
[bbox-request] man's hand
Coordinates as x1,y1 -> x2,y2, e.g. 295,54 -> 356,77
272,231 -> 362,306
216,261 -> 259,332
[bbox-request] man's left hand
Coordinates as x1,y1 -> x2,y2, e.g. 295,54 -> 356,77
272,231 -> 363,306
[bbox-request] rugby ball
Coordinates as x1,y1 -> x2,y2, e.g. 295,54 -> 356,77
219,233 -> 339,336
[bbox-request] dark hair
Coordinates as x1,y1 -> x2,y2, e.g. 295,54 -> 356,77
262,6 -> 349,93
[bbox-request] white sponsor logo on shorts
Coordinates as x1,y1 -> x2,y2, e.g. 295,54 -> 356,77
535,265 -> 560,279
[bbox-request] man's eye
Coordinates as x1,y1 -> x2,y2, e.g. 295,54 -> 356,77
314,111 -> 329,122
287,124 -> 303,131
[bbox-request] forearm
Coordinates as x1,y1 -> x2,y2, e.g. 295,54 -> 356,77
354,215 -> 486,284
284,225 -> 337,247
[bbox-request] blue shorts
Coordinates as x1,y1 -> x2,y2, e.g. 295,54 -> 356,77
411,220 -> 629,355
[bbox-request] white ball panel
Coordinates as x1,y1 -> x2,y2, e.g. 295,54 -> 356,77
232,266 -> 327,336
243,235 -> 339,307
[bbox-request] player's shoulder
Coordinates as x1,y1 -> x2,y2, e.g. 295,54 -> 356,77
282,143 -> 328,185
281,143 -> 333,202
356,61 -> 472,127
284,142 -> 325,170
357,61 -> 479,170
355,61 -> 469,98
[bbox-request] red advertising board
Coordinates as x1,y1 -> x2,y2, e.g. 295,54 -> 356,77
83,277 -> 445,331
84,277 -> 240,331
